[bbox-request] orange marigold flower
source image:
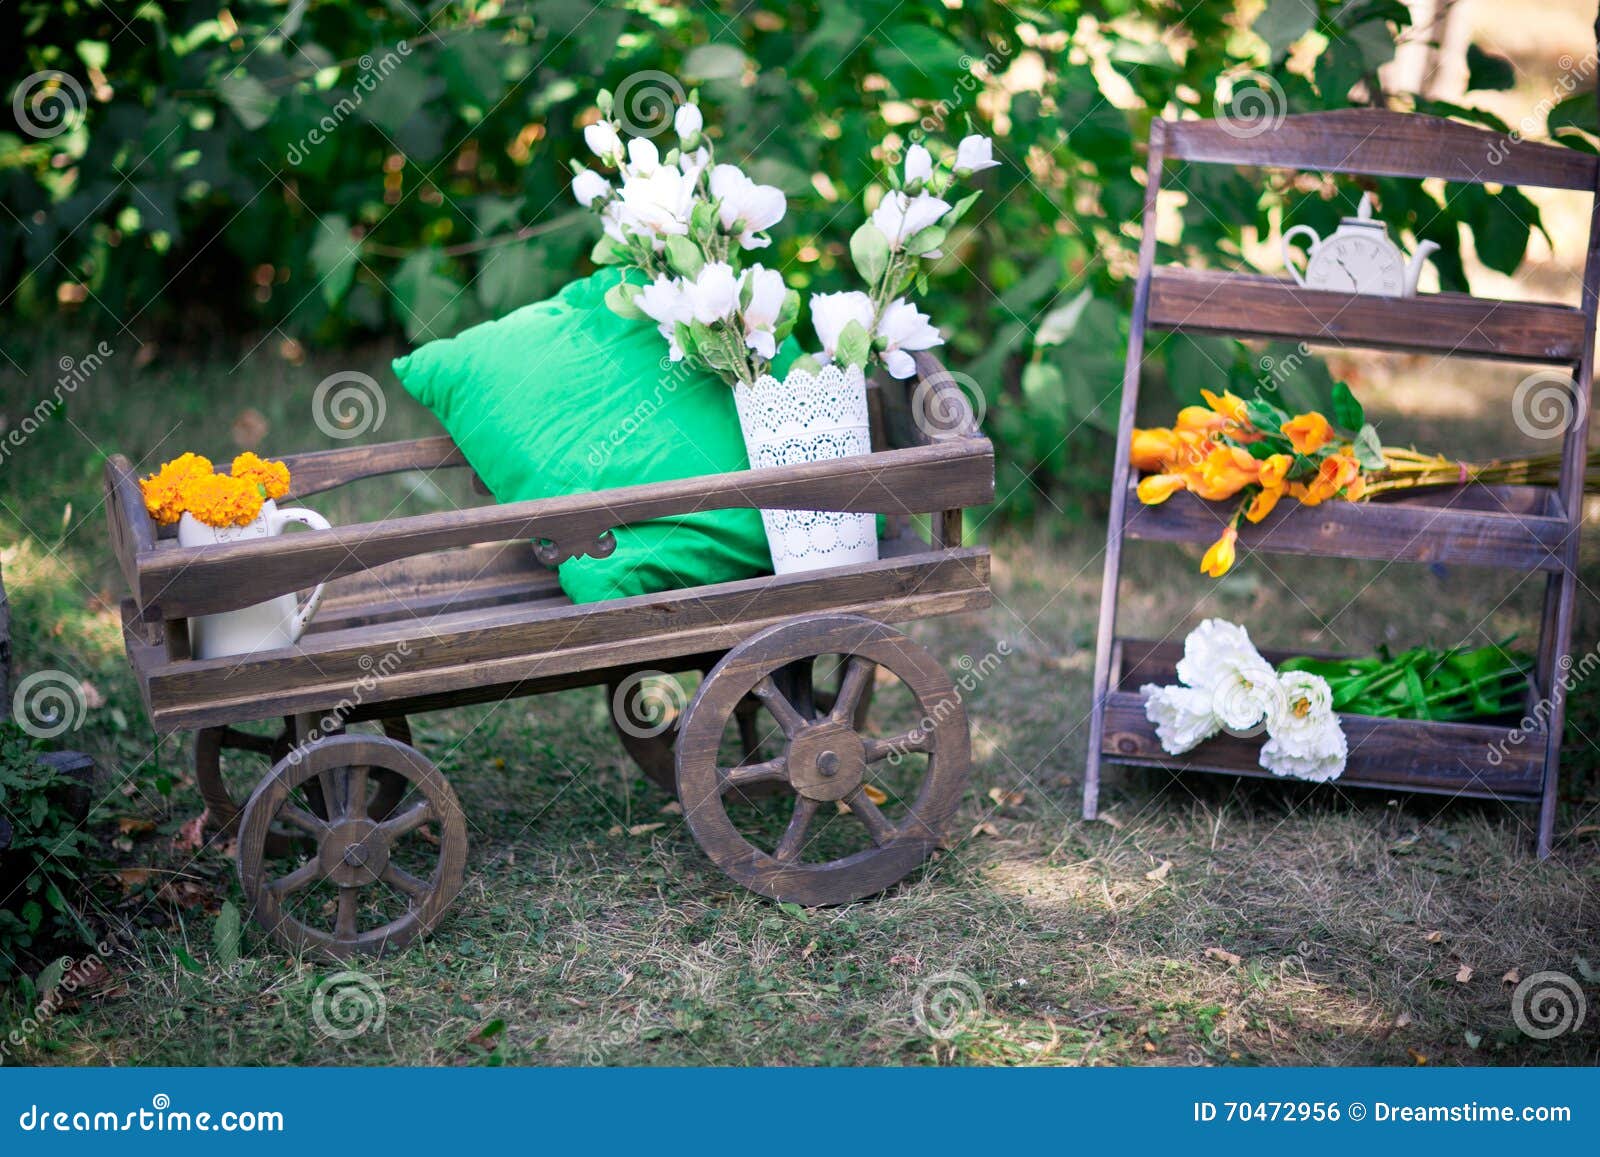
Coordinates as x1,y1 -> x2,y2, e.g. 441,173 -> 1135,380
1281,412 -> 1334,455
231,452 -> 291,500
185,473 -> 266,529
1130,427 -> 1181,473
140,452 -> 215,525
1200,526 -> 1238,578
1137,472 -> 1188,505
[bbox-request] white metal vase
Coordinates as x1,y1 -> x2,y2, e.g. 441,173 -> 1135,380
177,498 -> 331,659
733,363 -> 879,575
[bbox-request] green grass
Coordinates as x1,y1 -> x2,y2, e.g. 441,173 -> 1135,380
1,330 -> 1597,1068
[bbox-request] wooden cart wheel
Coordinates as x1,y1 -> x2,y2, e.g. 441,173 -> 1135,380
237,733 -> 467,960
608,663 -> 874,795
196,717 -> 413,846
675,614 -> 970,907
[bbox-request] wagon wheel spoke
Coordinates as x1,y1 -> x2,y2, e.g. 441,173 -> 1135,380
267,860 -> 321,898
279,803 -> 327,836
381,863 -> 429,901
753,676 -> 809,737
720,756 -> 788,792
772,797 -> 820,863
337,766 -> 369,821
863,729 -> 933,763
844,788 -> 898,847
828,658 -> 875,725
376,798 -> 434,841
335,887 -> 361,938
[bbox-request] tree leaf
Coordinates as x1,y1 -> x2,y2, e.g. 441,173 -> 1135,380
664,235 -> 704,278
1466,43 -> 1515,92
1330,381 -> 1364,432
1353,424 -> 1385,470
216,71 -> 278,130
213,900 -> 241,969
1253,0 -> 1318,60
835,319 -> 871,368
393,252 -> 464,342
308,213 -> 359,307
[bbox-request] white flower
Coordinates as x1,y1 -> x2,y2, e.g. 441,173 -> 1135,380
675,103 -> 703,142
1141,683 -> 1219,754
904,143 -> 933,186
954,134 -> 999,175
636,275 -> 692,360
871,190 -> 951,249
1175,619 -> 1268,693
876,297 -> 943,379
1207,663 -> 1283,734
709,164 -> 786,248
584,120 -> 623,163
1260,720 -> 1346,783
678,146 -> 711,186
625,137 -> 661,177
740,266 -> 786,360
1269,671 -> 1336,741
810,291 -> 874,362
615,166 -> 694,245
685,262 -> 740,324
572,169 -> 611,208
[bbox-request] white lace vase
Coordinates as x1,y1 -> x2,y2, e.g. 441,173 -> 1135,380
733,363 -> 879,575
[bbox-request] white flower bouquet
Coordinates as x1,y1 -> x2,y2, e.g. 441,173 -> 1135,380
568,87 -> 997,572
1142,619 -> 1347,782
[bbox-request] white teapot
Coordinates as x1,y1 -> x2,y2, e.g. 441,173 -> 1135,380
1282,193 -> 1438,297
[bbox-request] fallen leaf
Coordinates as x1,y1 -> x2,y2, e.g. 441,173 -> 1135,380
1407,1047 -> 1428,1065
156,879 -> 212,909
987,786 -> 1025,808
116,817 -> 156,836
1096,813 -> 1124,830
465,1019 -> 506,1051
628,822 -> 665,837
1572,825 -> 1599,837
862,784 -> 888,806
113,868 -> 154,892
415,825 -> 441,847
172,810 -> 209,852
969,821 -> 1001,839
1464,1030 -> 1482,1049
1455,963 -> 1474,984
1144,860 -> 1172,883
801,939 -> 818,961
1394,1011 -> 1413,1029
1424,930 -> 1444,944
607,825 -> 624,837
1574,955 -> 1600,983
1502,968 -> 1521,987
658,800 -> 683,816
1143,1041 -> 1157,1053
1204,947 -> 1242,967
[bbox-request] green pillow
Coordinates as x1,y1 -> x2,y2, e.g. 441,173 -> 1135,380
393,269 -> 777,603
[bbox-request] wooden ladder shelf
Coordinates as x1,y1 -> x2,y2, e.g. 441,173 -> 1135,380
1085,109 -> 1599,857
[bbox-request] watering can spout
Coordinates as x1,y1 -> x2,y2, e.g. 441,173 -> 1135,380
1406,240 -> 1441,295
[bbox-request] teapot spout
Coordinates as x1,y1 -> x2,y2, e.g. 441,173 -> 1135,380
1405,240 -> 1441,295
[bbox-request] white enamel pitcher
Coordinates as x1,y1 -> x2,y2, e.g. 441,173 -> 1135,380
177,499 -> 330,659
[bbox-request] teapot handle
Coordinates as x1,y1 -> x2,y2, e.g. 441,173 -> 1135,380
270,506 -> 331,642
1281,225 -> 1319,287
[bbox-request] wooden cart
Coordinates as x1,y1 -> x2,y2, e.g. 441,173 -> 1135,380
105,355 -> 993,958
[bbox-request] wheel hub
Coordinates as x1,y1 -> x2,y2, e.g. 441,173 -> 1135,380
787,722 -> 866,801
318,818 -> 389,886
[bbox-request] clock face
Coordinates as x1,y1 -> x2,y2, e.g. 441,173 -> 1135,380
1304,232 -> 1404,295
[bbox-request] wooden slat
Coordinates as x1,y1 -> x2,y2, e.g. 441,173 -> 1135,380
1123,477 -> 1568,572
274,435 -> 469,500
1159,110 -> 1599,191
103,455 -> 155,595
1147,267 -> 1587,363
1102,638 -> 1544,798
137,547 -> 992,731
134,439 -> 995,620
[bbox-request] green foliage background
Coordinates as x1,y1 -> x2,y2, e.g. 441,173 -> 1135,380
4,0 -> 1586,517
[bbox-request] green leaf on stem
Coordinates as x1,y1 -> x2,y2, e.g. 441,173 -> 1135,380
604,282 -> 645,319
850,223 -> 890,285
665,236 -> 704,278
1330,381 -> 1364,432
1352,424 -> 1385,471
905,224 -> 946,256
835,319 -> 871,368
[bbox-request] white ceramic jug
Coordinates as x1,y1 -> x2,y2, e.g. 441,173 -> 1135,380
177,499 -> 330,658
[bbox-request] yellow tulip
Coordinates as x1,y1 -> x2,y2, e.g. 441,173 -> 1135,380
1201,388 -> 1252,427
1137,472 -> 1188,505
1200,526 -> 1239,577
1281,412 -> 1334,455
1130,427 -> 1180,472
1176,405 -> 1229,436
1258,453 -> 1293,489
1245,486 -> 1283,523
1195,445 -> 1260,499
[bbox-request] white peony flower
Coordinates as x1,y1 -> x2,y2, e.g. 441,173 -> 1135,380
1260,719 -> 1346,782
904,143 -> 933,186
1269,671 -> 1337,741
709,164 -> 786,249
615,166 -> 695,244
584,120 -> 623,163
809,291 -> 874,362
871,190 -> 951,249
625,136 -> 661,177
953,133 -> 999,176
1141,683 -> 1220,755
572,169 -> 611,208
685,262 -> 740,324
675,103 -> 703,142
1175,619 -> 1269,693
876,297 -> 943,379
1207,662 -> 1283,734
636,275 -> 692,360
740,266 -> 786,360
